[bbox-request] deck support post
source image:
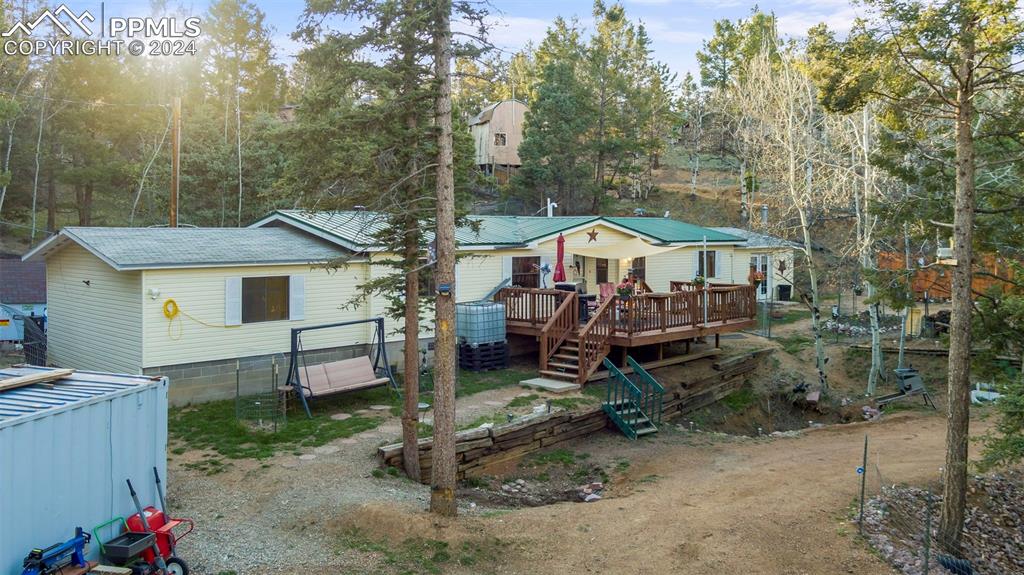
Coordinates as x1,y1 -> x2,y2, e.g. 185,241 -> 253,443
685,340 -> 691,354
715,333 -> 720,348
658,343 -> 664,360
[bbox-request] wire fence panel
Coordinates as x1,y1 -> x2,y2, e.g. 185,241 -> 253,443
858,435 -> 1023,575
234,360 -> 285,432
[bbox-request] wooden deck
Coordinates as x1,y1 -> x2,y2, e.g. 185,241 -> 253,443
494,284 -> 757,383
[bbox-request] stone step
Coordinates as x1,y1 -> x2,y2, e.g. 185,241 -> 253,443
520,377 -> 581,394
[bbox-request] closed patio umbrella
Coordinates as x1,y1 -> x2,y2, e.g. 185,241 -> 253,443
553,233 -> 567,283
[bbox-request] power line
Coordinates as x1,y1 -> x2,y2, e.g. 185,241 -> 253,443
0,88 -> 170,110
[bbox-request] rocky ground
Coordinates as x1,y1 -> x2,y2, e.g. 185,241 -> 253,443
863,471 -> 1024,575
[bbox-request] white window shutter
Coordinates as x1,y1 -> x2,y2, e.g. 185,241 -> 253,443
693,251 -> 700,278
712,251 -> 719,278
502,256 -> 513,282
225,277 -> 242,326
289,275 -> 305,321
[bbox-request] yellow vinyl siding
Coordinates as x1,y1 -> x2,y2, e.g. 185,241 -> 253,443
141,263 -> 371,368
46,244 -> 142,373
645,246 -> 733,290
457,254 -> 503,302
535,224 -> 634,293
731,248 -> 794,289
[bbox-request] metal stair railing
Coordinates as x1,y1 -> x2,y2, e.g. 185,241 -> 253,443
626,356 -> 665,428
602,358 -> 647,440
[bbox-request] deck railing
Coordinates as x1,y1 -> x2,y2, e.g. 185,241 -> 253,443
494,287 -> 570,326
496,282 -> 756,339
539,291 -> 578,370
576,296 -> 616,383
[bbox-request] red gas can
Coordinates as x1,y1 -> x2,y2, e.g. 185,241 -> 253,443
126,506 -> 173,563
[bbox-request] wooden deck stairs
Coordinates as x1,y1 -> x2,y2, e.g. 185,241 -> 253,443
602,357 -> 664,440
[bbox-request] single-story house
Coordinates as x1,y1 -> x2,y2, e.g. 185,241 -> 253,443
0,253 -> 47,342
24,212 -> 796,404
711,227 -> 799,301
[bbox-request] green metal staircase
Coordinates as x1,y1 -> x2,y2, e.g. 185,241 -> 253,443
602,356 -> 665,440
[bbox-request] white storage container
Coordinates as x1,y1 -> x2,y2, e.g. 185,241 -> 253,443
0,366 -> 168,572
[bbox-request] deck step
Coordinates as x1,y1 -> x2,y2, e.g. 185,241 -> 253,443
539,369 -> 578,381
552,353 -> 579,361
546,361 -> 580,371
559,346 -> 579,353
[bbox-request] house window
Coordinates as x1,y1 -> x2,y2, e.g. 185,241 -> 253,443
512,256 -> 540,288
242,276 -> 290,323
631,257 -> 646,280
494,132 -> 507,146
697,251 -> 717,279
596,258 -> 609,284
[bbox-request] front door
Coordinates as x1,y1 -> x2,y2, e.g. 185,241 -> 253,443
750,254 -> 771,300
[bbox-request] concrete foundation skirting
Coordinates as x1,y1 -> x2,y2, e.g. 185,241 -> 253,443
146,337 -> 432,406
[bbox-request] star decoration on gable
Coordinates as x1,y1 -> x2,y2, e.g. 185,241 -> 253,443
587,228 -> 599,243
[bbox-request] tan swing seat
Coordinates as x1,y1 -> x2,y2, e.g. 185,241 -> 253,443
297,356 -> 390,397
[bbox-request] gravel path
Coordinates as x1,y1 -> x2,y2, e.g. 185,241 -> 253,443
167,382 -> 552,574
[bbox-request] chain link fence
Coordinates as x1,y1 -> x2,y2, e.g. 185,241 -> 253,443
857,436 -> 1023,575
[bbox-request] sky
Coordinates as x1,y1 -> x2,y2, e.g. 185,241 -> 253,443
97,0 -> 865,81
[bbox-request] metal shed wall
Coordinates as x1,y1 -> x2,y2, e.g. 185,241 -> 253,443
0,371 -> 168,573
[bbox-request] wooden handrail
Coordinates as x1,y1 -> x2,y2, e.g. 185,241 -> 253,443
495,287 -> 570,325
576,296 -> 616,384
539,292 -> 578,370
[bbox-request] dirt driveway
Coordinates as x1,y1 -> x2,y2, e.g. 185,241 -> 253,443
338,411 -> 985,575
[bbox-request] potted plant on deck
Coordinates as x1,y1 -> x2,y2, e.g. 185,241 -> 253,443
750,270 -> 765,288
616,281 -> 634,301
693,275 -> 706,289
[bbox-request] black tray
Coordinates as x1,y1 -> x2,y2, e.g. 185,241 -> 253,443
103,531 -> 156,563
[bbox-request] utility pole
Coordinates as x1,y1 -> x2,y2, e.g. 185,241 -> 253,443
169,97 -> 181,228
236,84 -> 243,227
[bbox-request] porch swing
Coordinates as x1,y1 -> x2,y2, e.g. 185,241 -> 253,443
284,317 -> 398,418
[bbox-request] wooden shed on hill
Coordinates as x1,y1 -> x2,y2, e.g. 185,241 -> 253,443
469,99 -> 528,183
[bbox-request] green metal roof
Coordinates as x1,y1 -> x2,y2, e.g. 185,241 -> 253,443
606,217 -> 743,243
253,211 -> 744,249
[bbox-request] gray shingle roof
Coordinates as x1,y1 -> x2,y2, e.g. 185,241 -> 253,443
0,256 -> 45,303
23,227 -> 345,270
711,227 -> 800,249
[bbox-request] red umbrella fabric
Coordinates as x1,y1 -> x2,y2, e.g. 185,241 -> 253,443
553,233 -> 567,283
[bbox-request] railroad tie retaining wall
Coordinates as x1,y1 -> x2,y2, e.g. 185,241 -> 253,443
378,349 -> 771,484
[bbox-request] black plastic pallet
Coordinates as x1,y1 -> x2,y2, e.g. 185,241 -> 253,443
458,342 -> 509,371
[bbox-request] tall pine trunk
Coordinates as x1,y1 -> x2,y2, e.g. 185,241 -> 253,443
401,223 -> 421,481
399,2 -> 422,482
429,0 -> 457,517
939,35 -> 976,553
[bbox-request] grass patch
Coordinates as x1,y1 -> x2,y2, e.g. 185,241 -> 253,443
457,368 -> 535,397
768,308 -> 811,325
170,399 -> 381,460
339,528 -> 507,574
458,413 -> 509,431
506,394 -> 539,408
550,396 -> 597,411
777,334 -> 814,355
721,386 -> 756,412
530,448 -> 577,466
